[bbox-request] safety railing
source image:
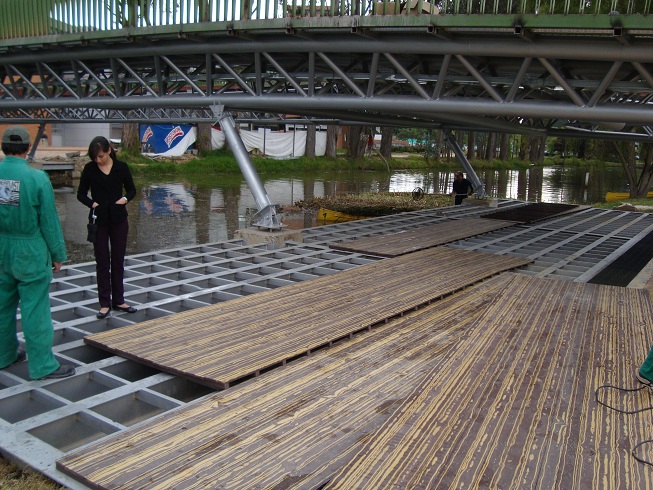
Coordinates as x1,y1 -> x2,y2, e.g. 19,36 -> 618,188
0,0 -> 650,39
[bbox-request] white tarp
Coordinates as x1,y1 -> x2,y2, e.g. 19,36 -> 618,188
146,126 -> 327,158
211,128 -> 327,157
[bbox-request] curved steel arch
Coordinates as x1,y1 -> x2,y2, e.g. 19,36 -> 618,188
0,23 -> 652,141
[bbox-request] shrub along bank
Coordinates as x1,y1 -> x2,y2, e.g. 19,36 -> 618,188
120,148 -> 536,176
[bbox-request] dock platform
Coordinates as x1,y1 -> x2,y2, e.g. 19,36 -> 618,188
58,274 -> 653,489
2,200 -> 653,488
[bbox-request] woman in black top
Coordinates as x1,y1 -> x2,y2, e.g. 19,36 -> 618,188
77,136 -> 137,319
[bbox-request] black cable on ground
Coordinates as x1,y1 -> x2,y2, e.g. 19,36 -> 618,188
633,440 -> 653,467
595,383 -> 653,467
595,384 -> 652,415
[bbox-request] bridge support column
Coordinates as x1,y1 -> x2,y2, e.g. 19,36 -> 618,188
215,110 -> 283,230
444,131 -> 486,198
27,123 -> 47,162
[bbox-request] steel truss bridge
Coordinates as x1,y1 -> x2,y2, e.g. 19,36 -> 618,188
0,0 -> 651,143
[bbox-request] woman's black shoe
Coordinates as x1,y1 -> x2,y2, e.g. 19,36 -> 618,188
96,307 -> 110,319
113,305 -> 137,313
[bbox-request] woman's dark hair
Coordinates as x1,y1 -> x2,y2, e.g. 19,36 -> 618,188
88,136 -> 117,161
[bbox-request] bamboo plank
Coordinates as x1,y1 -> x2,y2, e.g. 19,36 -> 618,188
331,217 -> 517,256
58,275 -> 513,489
59,275 -> 653,489
325,276 -> 653,489
85,247 -> 531,388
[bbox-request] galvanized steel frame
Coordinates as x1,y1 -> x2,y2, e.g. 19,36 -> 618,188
0,28 -> 652,140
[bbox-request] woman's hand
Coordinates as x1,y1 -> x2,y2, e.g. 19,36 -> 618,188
115,197 -> 128,205
92,202 -> 98,208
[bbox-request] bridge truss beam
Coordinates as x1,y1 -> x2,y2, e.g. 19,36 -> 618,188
0,28 -> 651,141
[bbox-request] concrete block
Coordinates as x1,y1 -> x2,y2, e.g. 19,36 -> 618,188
463,198 -> 499,208
235,227 -> 304,247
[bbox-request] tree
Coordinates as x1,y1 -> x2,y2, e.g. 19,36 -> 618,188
380,127 -> 393,159
518,135 -> 528,160
121,123 -> 140,154
528,135 -> 546,163
485,132 -> 496,162
394,127 -> 424,143
305,125 -> 316,159
197,0 -> 211,21
114,0 -> 152,27
326,125 -> 337,157
499,133 -> 510,161
467,131 -> 475,160
423,129 -> 439,163
196,123 -> 213,153
613,142 -> 653,198
346,126 -> 368,158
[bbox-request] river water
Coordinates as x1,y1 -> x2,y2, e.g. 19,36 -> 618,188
56,164 -> 631,264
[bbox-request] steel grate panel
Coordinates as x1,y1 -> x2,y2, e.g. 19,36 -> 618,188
446,216 -> 637,281
593,216 -> 653,238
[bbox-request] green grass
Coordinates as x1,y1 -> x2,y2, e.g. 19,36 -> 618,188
122,149 -> 536,176
297,192 -> 455,216
588,197 -> 653,211
120,143 -> 627,178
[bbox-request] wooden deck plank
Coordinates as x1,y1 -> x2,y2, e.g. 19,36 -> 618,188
58,275 -> 513,489
85,247 -> 531,388
59,275 -> 653,489
330,217 -> 517,256
325,276 -> 653,489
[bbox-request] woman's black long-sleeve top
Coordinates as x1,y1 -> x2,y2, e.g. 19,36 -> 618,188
76,159 -> 136,225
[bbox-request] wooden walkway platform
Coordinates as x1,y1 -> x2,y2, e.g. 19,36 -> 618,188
58,274 -> 653,489
330,217 -> 517,257
84,247 -> 530,389
326,275 -> 653,489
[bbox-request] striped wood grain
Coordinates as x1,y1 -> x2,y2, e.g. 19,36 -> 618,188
85,247 -> 531,389
331,218 -> 517,257
58,274 -> 514,489
326,275 -> 653,490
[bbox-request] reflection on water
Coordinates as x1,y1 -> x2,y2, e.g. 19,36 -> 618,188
56,164 -> 630,264
389,165 -> 628,204
140,184 -> 195,215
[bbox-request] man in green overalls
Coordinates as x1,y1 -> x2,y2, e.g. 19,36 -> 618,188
0,126 -> 74,380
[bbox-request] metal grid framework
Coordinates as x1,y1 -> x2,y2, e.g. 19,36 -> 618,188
1,201 -> 653,488
0,21 -> 652,142
2,0 -> 651,34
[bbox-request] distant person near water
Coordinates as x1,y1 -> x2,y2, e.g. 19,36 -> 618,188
0,126 -> 74,380
452,171 -> 474,205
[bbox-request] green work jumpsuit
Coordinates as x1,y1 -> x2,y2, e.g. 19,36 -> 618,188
0,155 -> 67,379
